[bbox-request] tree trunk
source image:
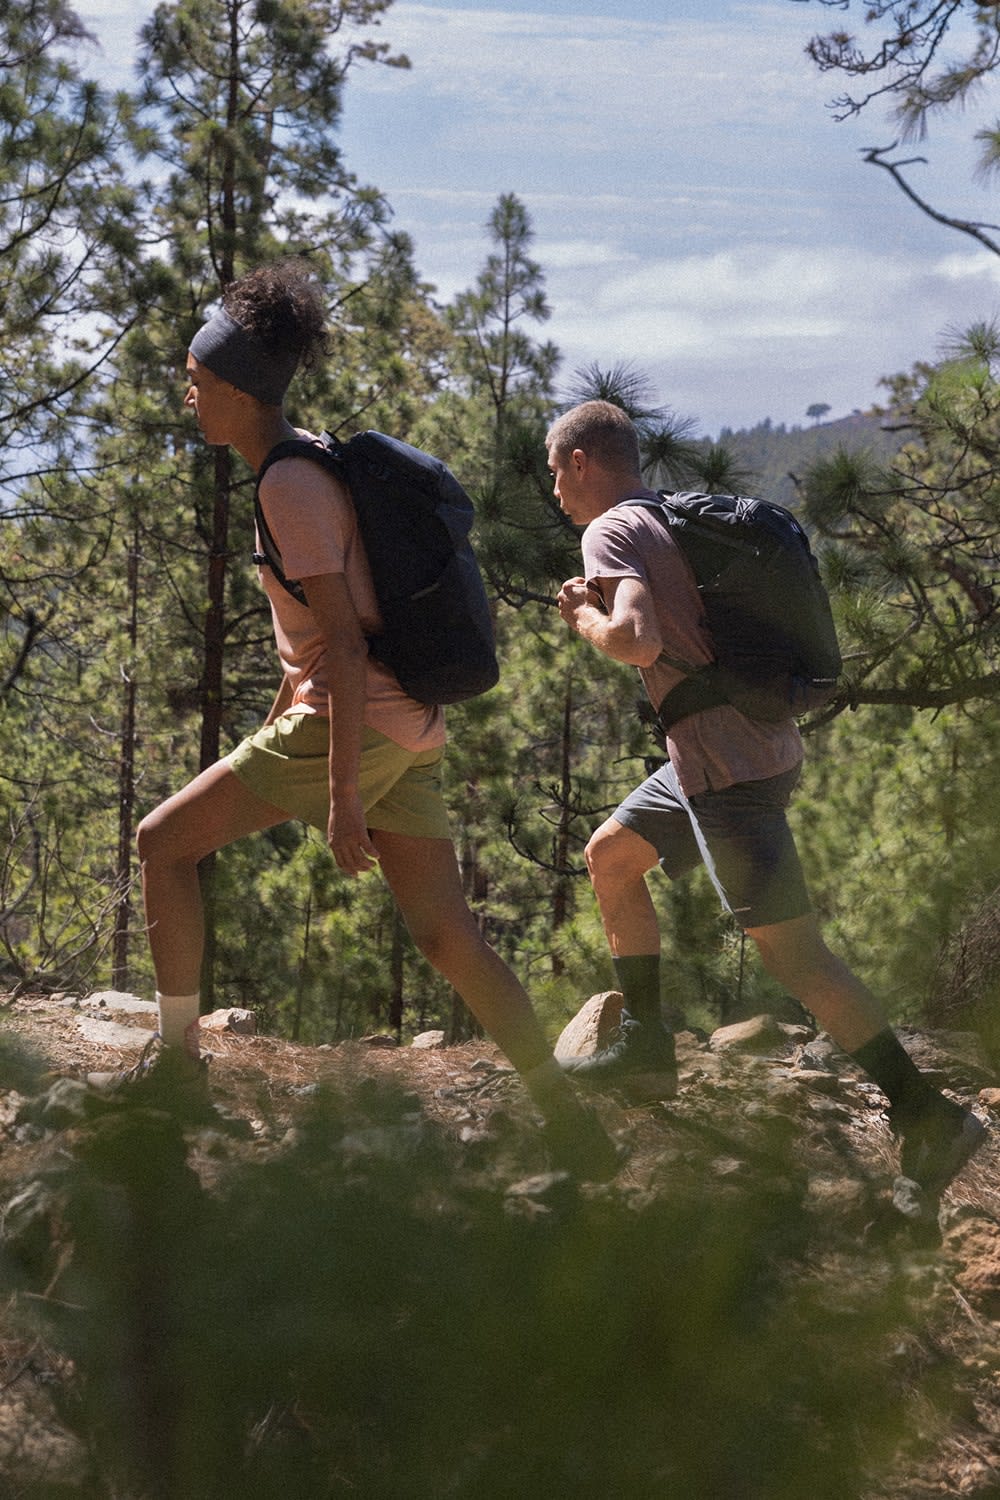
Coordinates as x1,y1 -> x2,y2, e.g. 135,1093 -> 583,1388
196,441 -> 234,1009
111,510 -> 140,988
292,890 -> 313,1041
388,908 -> 405,1037
550,673 -> 574,975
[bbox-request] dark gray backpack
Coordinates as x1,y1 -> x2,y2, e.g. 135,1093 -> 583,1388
254,431 -> 499,705
621,491 -> 842,730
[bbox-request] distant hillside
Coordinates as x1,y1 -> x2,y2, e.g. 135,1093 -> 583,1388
707,410 -> 906,509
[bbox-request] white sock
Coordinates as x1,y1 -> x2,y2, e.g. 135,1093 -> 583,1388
156,991 -> 201,1056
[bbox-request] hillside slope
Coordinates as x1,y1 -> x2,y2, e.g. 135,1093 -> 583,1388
1,990 -> 999,1499
710,411 -> 905,509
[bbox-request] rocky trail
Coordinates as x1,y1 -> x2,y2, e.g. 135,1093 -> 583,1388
2,989 -> 1000,1498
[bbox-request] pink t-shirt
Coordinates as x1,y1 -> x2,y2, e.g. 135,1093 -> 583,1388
582,503 -> 802,795
257,442 -> 445,753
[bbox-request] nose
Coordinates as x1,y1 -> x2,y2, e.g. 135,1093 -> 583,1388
183,385 -> 196,409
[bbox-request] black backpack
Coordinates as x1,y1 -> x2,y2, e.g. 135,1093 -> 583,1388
620,491 -> 842,731
254,431 -> 500,705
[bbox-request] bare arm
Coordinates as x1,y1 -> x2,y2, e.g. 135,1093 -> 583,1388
298,570 -> 379,878
557,574 -> 663,667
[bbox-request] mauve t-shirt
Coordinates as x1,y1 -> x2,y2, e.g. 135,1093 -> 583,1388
256,443 -> 445,753
581,502 -> 802,795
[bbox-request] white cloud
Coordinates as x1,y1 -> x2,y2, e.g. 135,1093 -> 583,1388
933,250 -> 1000,284
70,0 -> 1000,430
361,1 -> 838,131
534,238 -> 634,270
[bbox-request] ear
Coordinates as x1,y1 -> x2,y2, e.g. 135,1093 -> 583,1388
570,447 -> 588,474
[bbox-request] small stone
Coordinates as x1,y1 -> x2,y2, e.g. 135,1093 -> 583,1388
505,1171 -> 578,1218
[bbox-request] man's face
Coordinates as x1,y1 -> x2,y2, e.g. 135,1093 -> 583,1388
547,444 -> 592,524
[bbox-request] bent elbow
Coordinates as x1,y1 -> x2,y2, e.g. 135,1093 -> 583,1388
632,639 -> 664,669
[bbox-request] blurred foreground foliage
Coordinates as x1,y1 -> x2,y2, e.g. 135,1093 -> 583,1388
1,1075 -> 933,1500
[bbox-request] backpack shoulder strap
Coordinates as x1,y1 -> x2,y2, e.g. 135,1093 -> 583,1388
615,492 -> 673,514
256,433 -> 347,484
253,435 -> 350,605
607,493 -> 710,681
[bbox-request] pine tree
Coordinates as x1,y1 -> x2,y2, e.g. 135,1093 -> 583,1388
0,0 -> 143,701
800,328 -> 1000,716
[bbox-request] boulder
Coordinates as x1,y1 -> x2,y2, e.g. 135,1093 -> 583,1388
709,1014 -> 788,1055
411,1030 -> 446,1050
199,1007 -> 257,1036
554,991 -> 624,1062
83,989 -> 157,1019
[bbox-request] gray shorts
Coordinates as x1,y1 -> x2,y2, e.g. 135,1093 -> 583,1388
613,761 -> 811,929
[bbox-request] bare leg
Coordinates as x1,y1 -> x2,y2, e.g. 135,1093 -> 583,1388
137,761 -> 289,996
371,827 -> 621,1179
585,817 -> 662,956
372,829 -> 554,1073
747,911 -> 888,1053
586,818 -> 886,1049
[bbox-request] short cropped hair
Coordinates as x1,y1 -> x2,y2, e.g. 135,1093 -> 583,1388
546,400 -> 641,474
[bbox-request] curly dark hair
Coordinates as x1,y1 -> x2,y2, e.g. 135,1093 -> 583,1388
221,260 -> 328,370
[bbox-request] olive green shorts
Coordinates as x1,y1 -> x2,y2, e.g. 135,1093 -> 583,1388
226,714 -> 451,840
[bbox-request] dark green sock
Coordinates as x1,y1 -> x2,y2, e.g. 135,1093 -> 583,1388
850,1028 -> 939,1120
612,955 -> 664,1029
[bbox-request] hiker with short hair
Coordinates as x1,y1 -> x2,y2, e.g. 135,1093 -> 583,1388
132,263 -> 618,1179
547,398 -> 985,1202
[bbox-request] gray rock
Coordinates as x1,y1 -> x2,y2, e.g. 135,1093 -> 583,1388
200,1007 -> 257,1035
411,1030 -> 446,1050
16,1078 -> 90,1131
554,991 -> 624,1062
710,1015 -> 787,1054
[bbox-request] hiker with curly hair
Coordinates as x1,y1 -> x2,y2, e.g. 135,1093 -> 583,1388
131,263 -> 618,1179
547,398 -> 986,1208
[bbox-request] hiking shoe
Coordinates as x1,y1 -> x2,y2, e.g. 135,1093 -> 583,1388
541,1101 -> 624,1183
89,1035 -> 246,1133
561,1013 -> 678,1096
893,1098 -> 988,1198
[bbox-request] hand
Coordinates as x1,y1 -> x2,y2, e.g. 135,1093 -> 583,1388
558,577 -> 603,626
328,790 -> 380,877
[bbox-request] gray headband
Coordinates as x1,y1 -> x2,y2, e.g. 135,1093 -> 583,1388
189,308 -> 299,405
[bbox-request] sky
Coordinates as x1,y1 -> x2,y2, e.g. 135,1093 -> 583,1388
77,0 -> 1000,436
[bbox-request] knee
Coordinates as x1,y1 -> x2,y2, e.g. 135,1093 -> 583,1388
585,820 -> 651,893
135,810 -> 158,865
408,921 -> 449,971
135,803 -> 178,868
